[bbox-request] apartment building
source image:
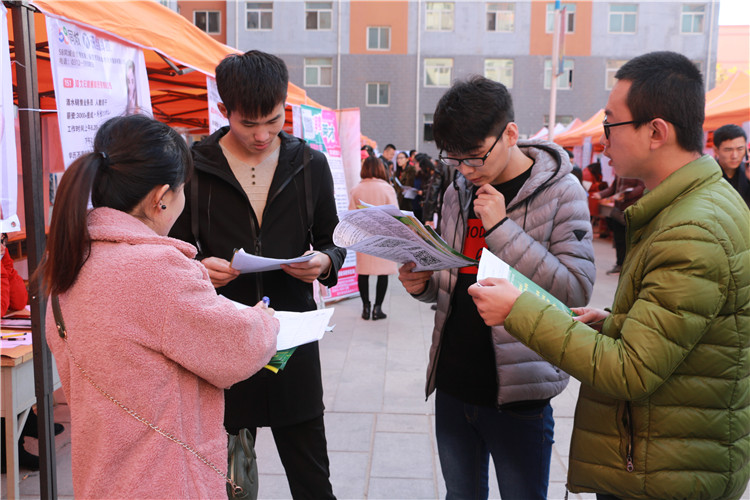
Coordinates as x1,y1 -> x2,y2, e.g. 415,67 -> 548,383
175,1 -> 719,156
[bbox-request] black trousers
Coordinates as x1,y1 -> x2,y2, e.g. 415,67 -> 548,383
357,274 -> 388,306
607,216 -> 627,266
250,414 -> 335,499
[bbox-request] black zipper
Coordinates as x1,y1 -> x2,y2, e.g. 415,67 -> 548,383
425,184 -> 466,401
623,401 -> 634,472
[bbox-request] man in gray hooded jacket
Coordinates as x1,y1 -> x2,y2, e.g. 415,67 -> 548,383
399,76 -> 595,499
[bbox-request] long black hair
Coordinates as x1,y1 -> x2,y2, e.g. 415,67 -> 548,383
39,114 -> 192,295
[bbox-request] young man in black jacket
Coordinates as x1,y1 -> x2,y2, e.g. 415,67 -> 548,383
170,50 -> 345,499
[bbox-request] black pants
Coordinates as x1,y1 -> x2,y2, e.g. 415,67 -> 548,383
250,415 -> 335,499
358,274 -> 388,306
607,216 -> 627,266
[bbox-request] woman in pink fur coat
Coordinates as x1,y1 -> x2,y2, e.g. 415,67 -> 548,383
39,115 -> 279,499
348,155 -> 399,320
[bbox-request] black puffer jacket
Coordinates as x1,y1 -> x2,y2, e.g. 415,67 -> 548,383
170,128 -> 346,429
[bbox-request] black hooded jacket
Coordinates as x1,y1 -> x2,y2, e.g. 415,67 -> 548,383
170,127 -> 346,429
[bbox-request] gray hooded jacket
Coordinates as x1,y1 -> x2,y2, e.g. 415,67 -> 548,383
417,140 -> 596,405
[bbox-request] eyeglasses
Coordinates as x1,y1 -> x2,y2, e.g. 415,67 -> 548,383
602,119 -> 643,140
439,123 -> 510,168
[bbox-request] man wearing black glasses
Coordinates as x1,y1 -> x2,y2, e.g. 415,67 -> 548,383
398,76 -> 595,499
469,51 -> 750,500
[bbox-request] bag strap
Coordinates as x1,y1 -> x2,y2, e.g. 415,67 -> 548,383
190,177 -> 203,255
50,295 -> 242,496
302,145 -> 315,247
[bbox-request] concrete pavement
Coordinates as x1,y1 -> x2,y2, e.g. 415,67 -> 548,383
3,237 -> 749,499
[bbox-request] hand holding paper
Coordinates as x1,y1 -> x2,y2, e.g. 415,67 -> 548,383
281,251 -> 331,283
468,278 -> 521,326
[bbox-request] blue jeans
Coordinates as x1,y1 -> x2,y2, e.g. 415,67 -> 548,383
435,390 -> 554,500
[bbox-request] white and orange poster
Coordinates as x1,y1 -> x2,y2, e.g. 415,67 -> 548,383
206,76 -> 228,133
0,4 -> 20,232
299,105 -> 358,301
46,16 -> 151,167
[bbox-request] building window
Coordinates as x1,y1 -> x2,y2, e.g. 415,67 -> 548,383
367,27 -> 391,50
681,4 -> 705,33
306,2 -> 332,30
426,2 -> 454,31
366,83 -> 390,106
486,3 -> 515,32
424,58 -> 453,87
424,113 -> 434,141
546,3 -> 575,33
304,58 -> 332,87
484,59 -> 514,88
544,114 -> 574,127
246,2 -> 273,30
544,59 -> 574,90
194,10 -> 221,34
609,4 -> 637,33
605,59 -> 627,90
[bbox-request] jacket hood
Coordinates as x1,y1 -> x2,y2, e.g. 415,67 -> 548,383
88,207 -> 197,259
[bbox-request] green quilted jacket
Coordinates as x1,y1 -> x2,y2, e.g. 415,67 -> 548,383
506,155 -> 750,499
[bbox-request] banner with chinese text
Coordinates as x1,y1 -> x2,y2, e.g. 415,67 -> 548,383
0,4 -> 19,232
300,105 -> 358,300
46,17 -> 151,167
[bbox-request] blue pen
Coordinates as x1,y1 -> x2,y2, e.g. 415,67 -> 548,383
262,296 -> 271,307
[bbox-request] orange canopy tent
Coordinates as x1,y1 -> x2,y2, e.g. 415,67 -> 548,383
553,109 -> 605,148
555,72 -> 750,149
9,0 -> 324,133
704,71 -> 750,131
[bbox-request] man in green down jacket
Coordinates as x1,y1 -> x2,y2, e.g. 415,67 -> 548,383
469,51 -> 750,499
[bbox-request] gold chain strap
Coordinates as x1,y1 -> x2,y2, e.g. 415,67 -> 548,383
54,316 -> 243,496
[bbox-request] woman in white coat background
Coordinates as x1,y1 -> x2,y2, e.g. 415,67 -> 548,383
348,154 -> 399,320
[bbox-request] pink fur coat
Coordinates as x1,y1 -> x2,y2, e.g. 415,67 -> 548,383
45,207 -> 278,499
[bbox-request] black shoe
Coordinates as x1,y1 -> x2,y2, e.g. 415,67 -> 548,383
606,264 -> 622,275
18,447 -> 40,471
372,304 -> 387,320
362,302 -> 371,320
0,446 -> 39,473
22,412 -> 64,438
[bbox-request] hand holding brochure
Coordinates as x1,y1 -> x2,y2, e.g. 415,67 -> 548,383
477,250 -> 572,315
333,205 -> 477,271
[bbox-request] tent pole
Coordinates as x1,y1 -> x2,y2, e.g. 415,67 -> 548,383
10,2 -> 58,498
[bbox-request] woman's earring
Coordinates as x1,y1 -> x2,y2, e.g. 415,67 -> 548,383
160,204 -> 167,210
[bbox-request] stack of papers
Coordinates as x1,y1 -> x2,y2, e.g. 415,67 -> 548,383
333,205 -> 477,271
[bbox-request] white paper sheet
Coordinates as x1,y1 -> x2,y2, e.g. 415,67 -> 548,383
230,249 -> 315,273
224,297 -> 335,350
274,308 -> 335,350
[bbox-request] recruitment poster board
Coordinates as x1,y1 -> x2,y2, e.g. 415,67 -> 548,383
206,76 -> 228,133
46,17 -> 151,168
299,104 -> 358,301
0,4 -> 20,232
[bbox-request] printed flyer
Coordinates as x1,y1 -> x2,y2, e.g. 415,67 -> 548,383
46,17 -> 151,167
300,105 -> 358,300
